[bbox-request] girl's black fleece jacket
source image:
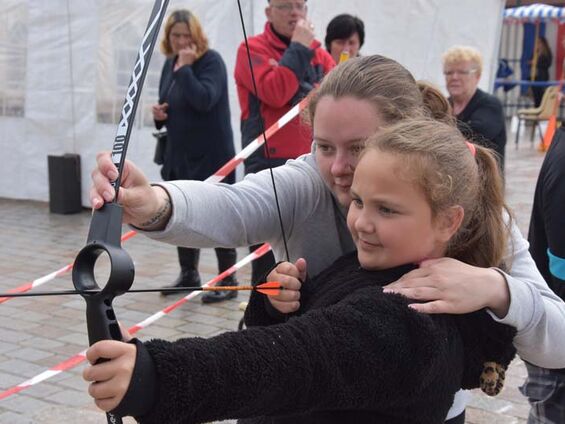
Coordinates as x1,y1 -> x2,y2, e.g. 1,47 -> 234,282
113,252 -> 516,424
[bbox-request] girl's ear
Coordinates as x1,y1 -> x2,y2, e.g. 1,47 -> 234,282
436,205 -> 464,242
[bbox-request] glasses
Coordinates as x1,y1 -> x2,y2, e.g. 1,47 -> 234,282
443,69 -> 478,77
271,2 -> 307,12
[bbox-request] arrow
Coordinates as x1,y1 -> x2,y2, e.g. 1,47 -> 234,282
0,281 -> 283,298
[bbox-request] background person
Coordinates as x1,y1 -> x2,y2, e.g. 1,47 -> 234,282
522,126 -> 565,424
152,9 -> 238,301
233,0 -> 335,287
530,36 -> 553,108
324,13 -> 365,63
442,45 -> 507,171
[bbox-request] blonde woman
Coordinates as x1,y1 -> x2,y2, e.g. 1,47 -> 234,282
152,9 -> 238,301
442,45 -> 506,171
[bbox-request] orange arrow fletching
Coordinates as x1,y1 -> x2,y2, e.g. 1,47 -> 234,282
255,281 -> 282,296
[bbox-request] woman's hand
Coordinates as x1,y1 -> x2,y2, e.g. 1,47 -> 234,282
90,152 -> 171,229
176,43 -> 197,68
152,102 -> 168,121
267,258 -> 307,314
383,257 -> 510,317
83,340 -> 136,412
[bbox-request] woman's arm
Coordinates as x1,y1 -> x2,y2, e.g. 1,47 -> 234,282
383,221 -> 565,368
139,157 -> 324,249
154,59 -> 171,129
491,222 -> 565,368
175,50 -> 225,112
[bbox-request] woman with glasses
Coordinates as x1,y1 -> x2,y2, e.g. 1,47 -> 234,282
443,45 -> 507,171
152,9 -> 239,300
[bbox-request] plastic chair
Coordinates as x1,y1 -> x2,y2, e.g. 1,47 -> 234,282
514,86 -> 560,148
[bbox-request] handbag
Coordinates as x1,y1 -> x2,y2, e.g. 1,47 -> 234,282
152,130 -> 167,165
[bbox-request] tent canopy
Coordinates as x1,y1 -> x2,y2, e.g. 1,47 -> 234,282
504,3 -> 565,22
0,0 -> 505,205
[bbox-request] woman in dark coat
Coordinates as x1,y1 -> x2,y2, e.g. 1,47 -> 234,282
153,9 -> 238,301
531,36 -> 553,108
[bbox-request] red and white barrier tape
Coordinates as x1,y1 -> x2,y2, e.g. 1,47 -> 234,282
0,243 -> 271,401
206,98 -> 308,183
1,98 -> 307,301
0,231 -> 137,304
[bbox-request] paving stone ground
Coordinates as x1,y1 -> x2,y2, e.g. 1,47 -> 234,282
0,133 -> 549,423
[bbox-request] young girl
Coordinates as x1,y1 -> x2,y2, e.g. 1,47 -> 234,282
84,119 -> 516,424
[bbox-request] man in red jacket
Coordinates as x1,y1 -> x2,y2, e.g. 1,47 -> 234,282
235,0 -> 334,173
210,0 -> 334,302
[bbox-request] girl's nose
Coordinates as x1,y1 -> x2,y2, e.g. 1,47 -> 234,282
354,210 -> 369,232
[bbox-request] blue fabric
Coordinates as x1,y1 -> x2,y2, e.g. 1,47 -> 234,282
521,23 -> 546,95
548,249 -> 565,280
495,59 -> 516,92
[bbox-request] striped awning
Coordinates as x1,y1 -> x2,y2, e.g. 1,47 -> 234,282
504,3 -> 565,22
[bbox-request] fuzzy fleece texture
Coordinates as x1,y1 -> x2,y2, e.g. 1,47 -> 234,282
120,252 -> 516,424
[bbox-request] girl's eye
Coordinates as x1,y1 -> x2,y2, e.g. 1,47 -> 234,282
379,206 -> 396,215
351,198 -> 363,208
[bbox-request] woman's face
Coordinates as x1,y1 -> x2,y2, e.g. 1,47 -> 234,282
169,22 -> 192,54
347,149 -> 450,270
313,96 -> 382,207
443,59 -> 480,101
329,32 -> 361,63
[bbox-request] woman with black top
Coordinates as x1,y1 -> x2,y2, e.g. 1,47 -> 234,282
152,9 -> 238,302
530,36 -> 553,108
442,45 -> 507,171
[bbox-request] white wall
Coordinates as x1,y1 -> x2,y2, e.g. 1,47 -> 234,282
0,0 -> 504,205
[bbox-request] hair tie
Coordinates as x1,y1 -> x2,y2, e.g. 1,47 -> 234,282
465,141 -> 476,157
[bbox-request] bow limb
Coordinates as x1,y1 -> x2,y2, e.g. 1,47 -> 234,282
71,1 -> 170,422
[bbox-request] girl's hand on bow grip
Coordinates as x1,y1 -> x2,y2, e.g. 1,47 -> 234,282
267,258 -> 307,314
83,340 -> 136,412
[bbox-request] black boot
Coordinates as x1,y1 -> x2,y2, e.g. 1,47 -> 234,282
202,248 -> 238,304
161,247 -> 201,296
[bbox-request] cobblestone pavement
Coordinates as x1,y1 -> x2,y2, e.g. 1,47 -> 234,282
0,139 -> 548,423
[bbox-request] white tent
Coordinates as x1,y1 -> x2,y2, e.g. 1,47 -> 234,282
0,0 -> 505,205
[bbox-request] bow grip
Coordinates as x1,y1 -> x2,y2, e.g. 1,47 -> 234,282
72,203 -> 135,345
72,242 -> 135,345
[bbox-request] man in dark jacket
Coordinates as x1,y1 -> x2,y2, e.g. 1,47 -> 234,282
522,127 -> 565,424
232,0 -> 335,290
